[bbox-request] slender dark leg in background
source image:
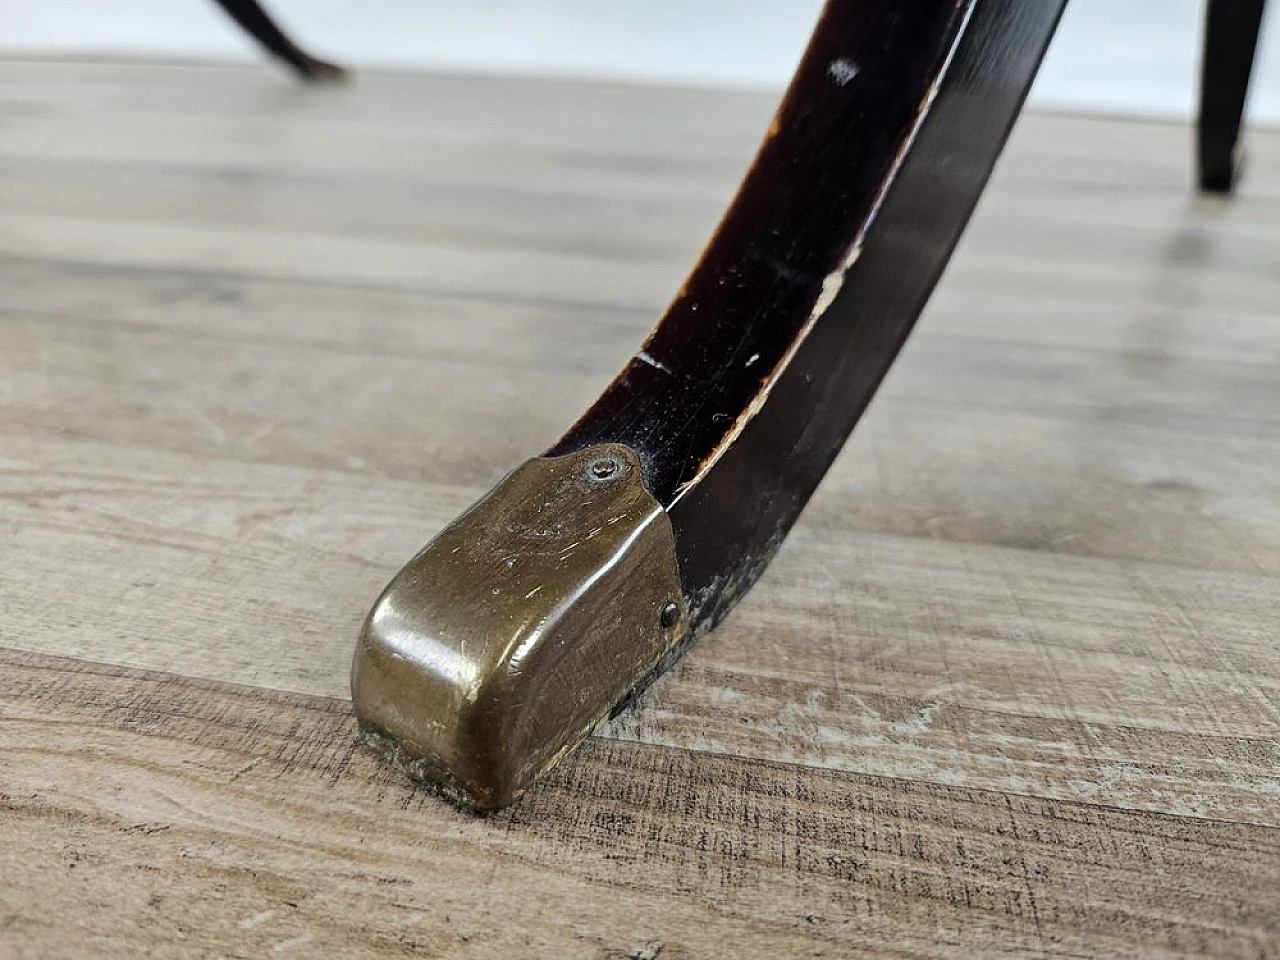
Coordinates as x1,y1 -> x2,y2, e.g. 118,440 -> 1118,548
1199,0 -> 1267,192
210,0 -> 347,83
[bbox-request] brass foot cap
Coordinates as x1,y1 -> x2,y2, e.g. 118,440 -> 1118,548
351,444 -> 686,810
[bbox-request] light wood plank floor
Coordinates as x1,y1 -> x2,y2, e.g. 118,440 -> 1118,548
2,59 -> 1278,958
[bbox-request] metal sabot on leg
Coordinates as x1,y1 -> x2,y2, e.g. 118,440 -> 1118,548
351,444 -> 687,811
353,0 -> 1065,809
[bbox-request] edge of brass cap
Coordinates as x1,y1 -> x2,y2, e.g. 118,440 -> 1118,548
350,443 -> 687,811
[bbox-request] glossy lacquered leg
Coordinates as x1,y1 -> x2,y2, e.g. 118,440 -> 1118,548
210,0 -> 348,83
352,0 -> 1067,810
1199,0 -> 1268,192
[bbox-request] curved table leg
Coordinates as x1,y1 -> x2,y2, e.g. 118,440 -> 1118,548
351,0 -> 1066,810
1199,0 -> 1268,193
210,0 -> 348,83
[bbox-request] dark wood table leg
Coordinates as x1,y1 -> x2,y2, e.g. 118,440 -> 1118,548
351,0 -> 1066,810
210,0 -> 348,83
1199,0 -> 1268,192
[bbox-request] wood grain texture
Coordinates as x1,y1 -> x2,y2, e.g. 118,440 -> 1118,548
4,650 -> 1278,959
1,59 -> 1278,956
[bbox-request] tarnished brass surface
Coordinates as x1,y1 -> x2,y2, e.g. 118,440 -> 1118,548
351,444 -> 687,810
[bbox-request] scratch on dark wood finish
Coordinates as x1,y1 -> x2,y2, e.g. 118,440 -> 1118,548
550,0 -> 1065,632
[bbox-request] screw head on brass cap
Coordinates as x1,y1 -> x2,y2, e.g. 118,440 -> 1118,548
351,443 -> 687,810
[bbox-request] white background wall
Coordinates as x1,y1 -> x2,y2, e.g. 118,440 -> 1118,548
1,0 -> 1277,122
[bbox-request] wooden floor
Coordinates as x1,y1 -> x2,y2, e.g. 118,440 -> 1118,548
2,59 -> 1278,958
